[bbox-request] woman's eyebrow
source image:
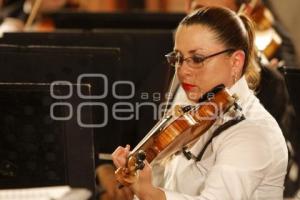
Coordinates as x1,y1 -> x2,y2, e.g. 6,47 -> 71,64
173,48 -> 204,54
189,48 -> 204,54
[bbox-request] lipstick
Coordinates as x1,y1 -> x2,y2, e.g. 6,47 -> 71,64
182,83 -> 196,91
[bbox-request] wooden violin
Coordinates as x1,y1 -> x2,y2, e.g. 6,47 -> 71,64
115,84 -> 238,187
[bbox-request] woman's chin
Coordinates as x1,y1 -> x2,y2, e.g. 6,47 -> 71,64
185,91 -> 201,102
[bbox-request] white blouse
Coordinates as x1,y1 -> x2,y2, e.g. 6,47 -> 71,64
152,77 -> 288,200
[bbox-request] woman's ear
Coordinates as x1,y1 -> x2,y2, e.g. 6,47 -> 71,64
230,50 -> 245,76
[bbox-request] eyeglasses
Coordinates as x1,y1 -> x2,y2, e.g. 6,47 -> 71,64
165,48 -> 236,69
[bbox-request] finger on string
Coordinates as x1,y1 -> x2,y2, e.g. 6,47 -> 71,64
125,144 -> 131,153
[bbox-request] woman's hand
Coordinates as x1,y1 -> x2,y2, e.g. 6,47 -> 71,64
112,145 -> 131,168
112,145 -> 166,200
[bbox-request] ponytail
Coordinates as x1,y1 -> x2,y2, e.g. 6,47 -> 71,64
239,14 -> 261,91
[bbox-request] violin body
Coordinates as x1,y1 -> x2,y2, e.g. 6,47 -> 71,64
115,85 -> 237,186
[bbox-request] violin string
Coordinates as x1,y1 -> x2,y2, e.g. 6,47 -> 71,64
130,68 -> 178,155
162,67 -> 178,118
130,115 -> 172,155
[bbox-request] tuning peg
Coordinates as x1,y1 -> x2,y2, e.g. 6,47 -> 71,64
136,150 -> 146,161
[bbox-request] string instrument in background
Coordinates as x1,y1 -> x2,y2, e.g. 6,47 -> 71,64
115,85 -> 240,187
26,0 -> 85,32
239,0 -> 282,62
0,0 -> 56,33
23,0 -> 57,32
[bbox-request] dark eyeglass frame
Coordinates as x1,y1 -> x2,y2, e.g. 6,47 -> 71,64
165,48 -> 236,68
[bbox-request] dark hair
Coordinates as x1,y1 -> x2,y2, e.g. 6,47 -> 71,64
178,7 -> 260,89
179,7 -> 254,73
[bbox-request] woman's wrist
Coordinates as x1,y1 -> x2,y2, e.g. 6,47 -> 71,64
138,185 -> 166,200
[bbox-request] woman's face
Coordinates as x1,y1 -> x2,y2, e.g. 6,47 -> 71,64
175,24 -> 242,102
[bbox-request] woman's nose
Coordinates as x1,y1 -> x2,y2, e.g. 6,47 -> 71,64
177,61 -> 193,77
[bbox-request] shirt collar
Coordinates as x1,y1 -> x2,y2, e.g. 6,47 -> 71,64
228,76 -> 252,107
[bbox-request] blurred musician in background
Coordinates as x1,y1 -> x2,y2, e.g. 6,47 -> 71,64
0,0 -> 66,34
0,0 -> 81,33
0,0 -> 26,34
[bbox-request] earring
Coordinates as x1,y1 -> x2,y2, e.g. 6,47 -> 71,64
233,73 -> 237,84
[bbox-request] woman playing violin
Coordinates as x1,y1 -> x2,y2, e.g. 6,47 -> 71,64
112,7 -> 288,200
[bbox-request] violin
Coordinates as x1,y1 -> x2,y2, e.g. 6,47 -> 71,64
115,85 -> 239,187
239,0 -> 282,60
